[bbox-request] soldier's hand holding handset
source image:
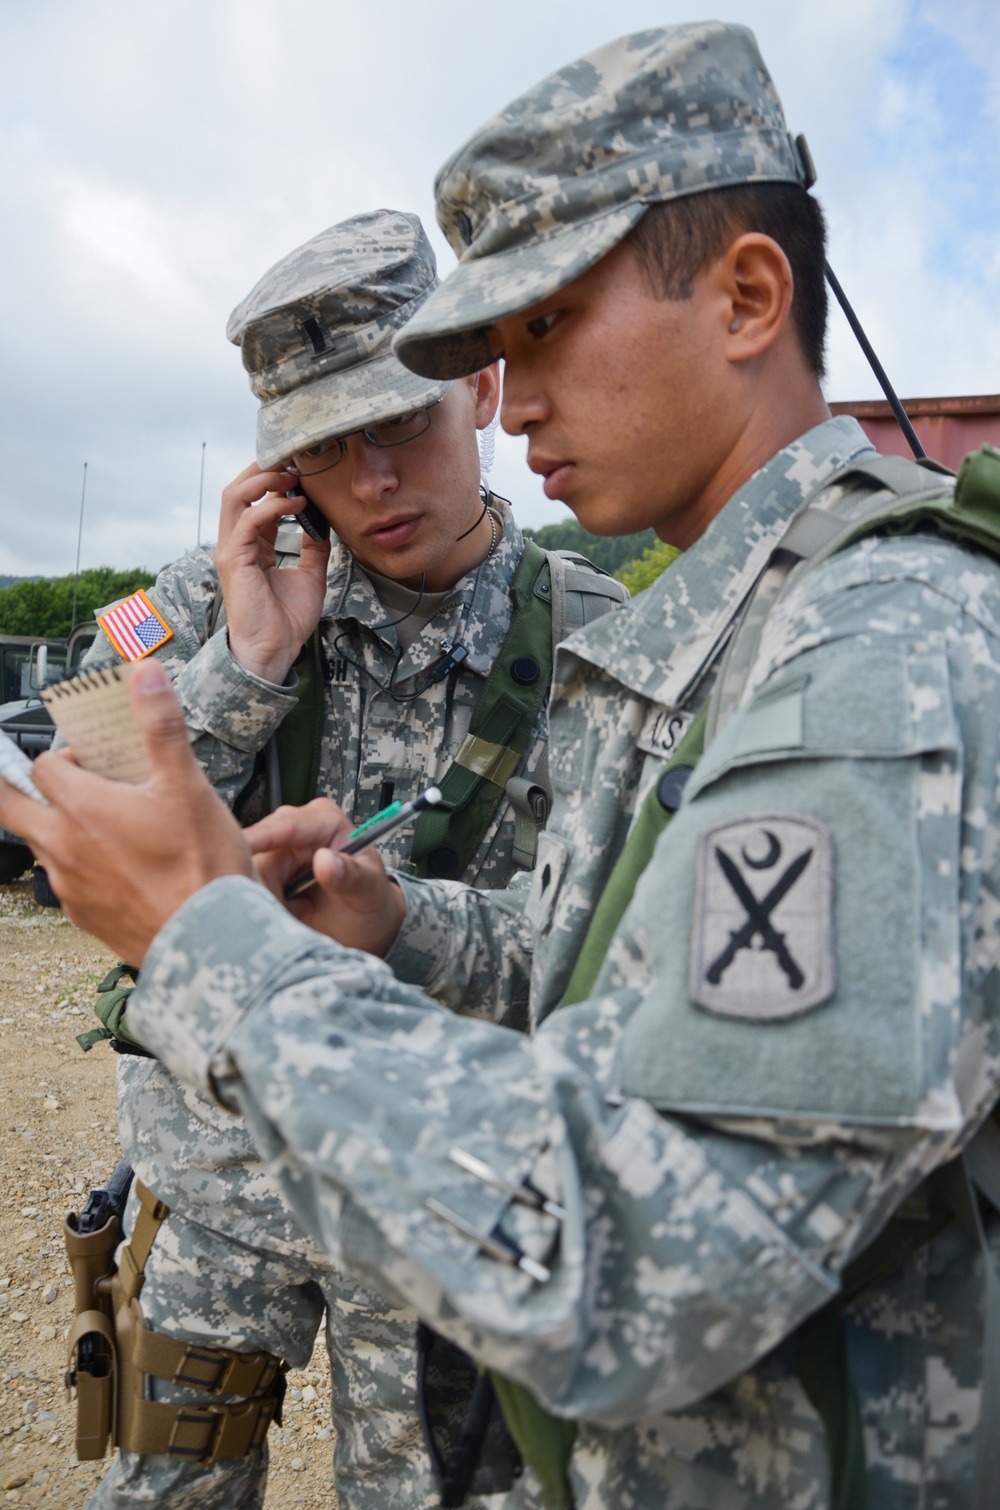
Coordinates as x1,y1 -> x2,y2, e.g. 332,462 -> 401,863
215,461 -> 331,685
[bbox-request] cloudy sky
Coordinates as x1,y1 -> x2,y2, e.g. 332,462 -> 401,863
1,0 -> 998,581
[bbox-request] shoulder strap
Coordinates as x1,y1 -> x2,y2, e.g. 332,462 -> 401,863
546,549 -> 629,648
410,543 -> 629,879
270,627 -> 325,809
706,449 -> 972,742
410,540 -> 554,879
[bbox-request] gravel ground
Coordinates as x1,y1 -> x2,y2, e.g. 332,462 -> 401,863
0,877 -> 336,1507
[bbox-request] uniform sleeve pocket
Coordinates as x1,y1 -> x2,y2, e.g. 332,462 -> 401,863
687,641 -> 958,801
615,640 -> 964,1132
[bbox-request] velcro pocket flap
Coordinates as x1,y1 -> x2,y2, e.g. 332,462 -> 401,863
614,641 -> 964,1130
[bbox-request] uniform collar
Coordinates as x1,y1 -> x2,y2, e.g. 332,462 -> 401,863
321,495 -> 526,678
565,416 -> 877,708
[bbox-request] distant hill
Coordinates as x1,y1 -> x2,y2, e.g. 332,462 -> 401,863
523,519 -> 658,577
0,567 -> 156,637
0,575 -> 38,593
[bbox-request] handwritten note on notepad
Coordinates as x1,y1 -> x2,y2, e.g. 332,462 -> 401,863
41,665 -> 151,784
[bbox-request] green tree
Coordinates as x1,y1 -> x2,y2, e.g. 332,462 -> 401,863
616,539 -> 682,595
0,567 -> 156,637
523,519 -> 658,577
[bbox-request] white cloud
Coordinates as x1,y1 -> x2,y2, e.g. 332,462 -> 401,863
0,0 -> 996,578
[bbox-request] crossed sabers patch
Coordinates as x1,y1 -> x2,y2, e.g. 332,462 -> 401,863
689,812 -> 835,1021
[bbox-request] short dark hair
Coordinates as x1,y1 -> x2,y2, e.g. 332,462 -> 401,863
628,183 -> 828,378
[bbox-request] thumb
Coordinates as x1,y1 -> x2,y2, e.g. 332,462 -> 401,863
129,661 -> 198,782
312,845 -> 384,903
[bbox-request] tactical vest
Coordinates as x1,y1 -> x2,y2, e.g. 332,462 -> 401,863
245,538 -> 628,879
492,445 -> 1000,1510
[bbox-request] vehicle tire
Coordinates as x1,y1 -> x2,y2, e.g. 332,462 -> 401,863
0,843 -> 32,883
32,865 -> 61,908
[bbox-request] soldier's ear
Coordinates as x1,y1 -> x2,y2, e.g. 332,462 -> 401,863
470,363 -> 501,428
718,234 -> 793,366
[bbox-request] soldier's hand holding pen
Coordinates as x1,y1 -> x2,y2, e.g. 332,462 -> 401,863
248,798 -> 408,958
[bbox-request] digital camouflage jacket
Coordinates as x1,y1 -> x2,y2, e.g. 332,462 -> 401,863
130,417 -> 1000,1508
82,497 -> 548,1241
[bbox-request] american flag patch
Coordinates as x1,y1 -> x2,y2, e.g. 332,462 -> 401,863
97,590 -> 174,663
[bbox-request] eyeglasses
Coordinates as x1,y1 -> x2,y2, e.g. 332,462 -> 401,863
284,402 -> 439,478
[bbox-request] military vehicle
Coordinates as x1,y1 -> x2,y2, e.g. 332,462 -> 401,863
0,624 -> 98,890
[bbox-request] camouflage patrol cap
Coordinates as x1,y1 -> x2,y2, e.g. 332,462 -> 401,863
227,209 -> 450,468
394,22 -> 813,379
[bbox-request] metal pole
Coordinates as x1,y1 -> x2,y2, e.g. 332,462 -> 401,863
825,262 -> 926,460
71,461 -> 88,632
196,441 -> 206,547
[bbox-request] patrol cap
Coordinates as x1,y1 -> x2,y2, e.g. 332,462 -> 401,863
394,22 -> 813,379
227,209 -> 450,468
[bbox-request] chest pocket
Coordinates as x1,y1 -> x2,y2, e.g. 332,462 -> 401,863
615,638 -> 965,1131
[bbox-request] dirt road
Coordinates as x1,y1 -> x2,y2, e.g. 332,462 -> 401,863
0,878 -> 335,1506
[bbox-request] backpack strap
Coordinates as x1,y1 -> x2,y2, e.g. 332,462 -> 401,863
270,628 -> 325,809
547,549 -> 629,642
561,703 -> 709,1007
504,747 -> 552,871
410,540 -> 555,878
484,705 -> 709,1510
410,542 -> 628,879
706,451 -> 960,742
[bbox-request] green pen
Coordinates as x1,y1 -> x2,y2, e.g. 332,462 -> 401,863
283,785 -> 445,899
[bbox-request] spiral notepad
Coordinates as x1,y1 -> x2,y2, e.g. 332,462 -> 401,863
41,665 -> 151,784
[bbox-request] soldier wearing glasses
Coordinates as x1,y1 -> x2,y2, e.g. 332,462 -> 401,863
75,210 -> 623,1510
18,21 -> 1000,1510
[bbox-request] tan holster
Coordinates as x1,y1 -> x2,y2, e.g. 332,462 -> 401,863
65,1180 -> 286,1463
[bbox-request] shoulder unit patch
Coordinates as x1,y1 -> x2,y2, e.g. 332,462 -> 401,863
97,590 -> 174,663
689,811 -> 835,1021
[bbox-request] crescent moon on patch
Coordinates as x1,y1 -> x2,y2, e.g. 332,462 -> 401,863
742,829 -> 781,870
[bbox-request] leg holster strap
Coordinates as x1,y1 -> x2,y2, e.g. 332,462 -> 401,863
67,1175 -> 286,1463
113,1181 -> 287,1462
112,1283 -> 287,1461
133,1326 -> 285,1399
116,1178 -> 170,1304
114,1316 -> 285,1467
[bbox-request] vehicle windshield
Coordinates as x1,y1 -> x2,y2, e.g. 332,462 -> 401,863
1,647 -> 67,702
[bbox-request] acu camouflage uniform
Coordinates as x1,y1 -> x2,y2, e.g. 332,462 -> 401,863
131,413 -> 1000,1510
79,505 -> 552,1510
129,25 -> 1000,1510
77,210 -> 593,1510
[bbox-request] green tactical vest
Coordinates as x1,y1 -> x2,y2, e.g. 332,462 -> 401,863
491,445 -> 1000,1510
86,541 -> 625,1057
252,538 -> 627,880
